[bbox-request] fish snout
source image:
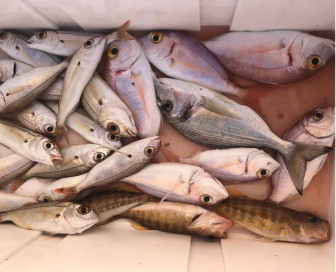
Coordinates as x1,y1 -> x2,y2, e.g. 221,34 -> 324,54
51,155 -> 63,166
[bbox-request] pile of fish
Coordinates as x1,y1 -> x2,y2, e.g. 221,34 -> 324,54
0,22 -> 333,243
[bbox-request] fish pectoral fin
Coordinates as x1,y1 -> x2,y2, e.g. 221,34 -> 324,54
128,219 -> 150,231
131,71 -> 150,117
226,188 -> 250,199
256,236 -> 277,243
200,96 -> 239,119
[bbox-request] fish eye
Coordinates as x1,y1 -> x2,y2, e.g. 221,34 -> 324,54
307,55 -> 322,70
35,31 -> 47,40
44,124 -> 55,135
308,216 -> 318,223
77,205 -> 91,215
40,195 -> 51,203
108,44 -> 119,58
84,38 -> 94,49
0,31 -> 7,40
107,122 -> 120,135
200,194 -> 213,204
257,169 -> 270,178
150,32 -> 163,44
93,152 -> 106,162
108,133 -> 120,142
162,100 -> 173,112
144,146 -> 156,157
312,110 -> 324,121
43,141 -> 55,150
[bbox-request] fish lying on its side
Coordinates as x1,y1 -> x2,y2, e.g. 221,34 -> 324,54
270,106 -> 335,203
0,191 -> 36,212
0,59 -> 33,82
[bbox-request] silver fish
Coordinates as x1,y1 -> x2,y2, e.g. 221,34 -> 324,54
21,144 -> 111,180
104,39 -> 162,138
0,120 -> 62,165
0,59 -> 68,113
0,190 -> 36,212
121,162 -> 228,205
0,201 -> 99,234
56,137 -> 161,195
0,59 -> 33,82
139,31 -> 241,95
46,102 -> 122,149
13,178 -> 53,198
180,148 -> 280,183
37,77 -> 63,101
0,153 -> 35,188
14,101 -> 56,136
0,31 -> 60,66
154,78 -> 332,194
82,73 -> 137,137
204,31 -> 335,84
270,106 -> 335,202
57,36 -> 107,135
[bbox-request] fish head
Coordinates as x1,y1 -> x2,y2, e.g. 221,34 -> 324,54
80,144 -> 112,168
188,211 -> 233,238
30,136 -> 62,166
105,39 -> 141,71
27,31 -> 59,51
303,106 -> 335,138
77,36 -> 107,61
290,34 -> 334,73
28,108 -> 56,136
0,60 -> 14,82
62,203 -> 99,233
123,136 -> 161,163
189,170 -> 228,205
0,31 -> 15,48
246,149 -> 280,180
288,212 -> 330,243
154,77 -> 196,120
100,130 -> 122,149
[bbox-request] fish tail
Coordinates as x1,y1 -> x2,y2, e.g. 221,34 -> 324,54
281,143 -> 332,195
116,20 -> 135,40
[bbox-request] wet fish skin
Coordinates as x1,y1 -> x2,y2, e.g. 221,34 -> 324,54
0,190 -> 37,212
46,102 -> 122,149
0,31 -> 60,66
216,195 -> 330,243
121,162 -> 228,205
21,144 -> 112,181
79,191 -> 155,224
13,178 -> 54,199
0,153 -> 35,188
82,73 -> 137,137
57,36 -> 107,134
139,31 -> 241,95
180,148 -> 280,183
204,31 -> 335,84
155,78 -> 332,194
38,77 -> 63,101
0,59 -> 33,82
123,202 -> 233,238
104,39 -> 161,138
270,106 -> 335,203
0,120 -> 62,166
0,201 -> 99,234
0,59 -> 68,113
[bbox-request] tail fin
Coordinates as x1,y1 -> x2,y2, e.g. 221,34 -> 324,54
282,143 -> 332,195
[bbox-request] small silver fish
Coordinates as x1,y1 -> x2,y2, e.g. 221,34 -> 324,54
0,190 -> 36,212
0,59 -> 33,82
0,201 -> 99,234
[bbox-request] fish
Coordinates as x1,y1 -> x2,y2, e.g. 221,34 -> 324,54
0,59 -> 33,82
21,144 -> 111,181
154,78 -> 332,194
27,21 -> 132,56
55,136 -> 161,195
270,106 -> 335,203
57,36 -> 107,137
203,30 -> 335,84
37,77 -> 63,101
82,73 -> 137,137
46,102 -> 122,149
14,101 -> 57,136
0,153 -> 35,188
0,31 -> 60,66
12,178 -> 53,198
79,191 -> 155,224
139,31 -> 242,96
0,201 -> 99,234
104,39 -> 162,138
123,201 -> 233,238
121,162 -> 228,205
180,148 -> 280,183
0,59 -> 68,113
0,120 -> 62,165
215,191 -> 330,243
0,191 -> 37,212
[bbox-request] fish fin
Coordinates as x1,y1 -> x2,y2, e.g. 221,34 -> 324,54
54,187 -> 77,202
131,71 -> 150,117
110,183 -> 143,193
158,177 -> 184,203
201,95 -> 240,118
226,188 -> 250,199
9,177 -> 26,192
256,237 -> 277,243
128,220 -> 150,231
282,143 -> 332,194
116,20 -> 134,40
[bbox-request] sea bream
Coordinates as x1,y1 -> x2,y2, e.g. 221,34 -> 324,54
154,78 -> 332,194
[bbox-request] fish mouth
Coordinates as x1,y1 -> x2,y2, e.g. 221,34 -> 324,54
51,155 -> 63,166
